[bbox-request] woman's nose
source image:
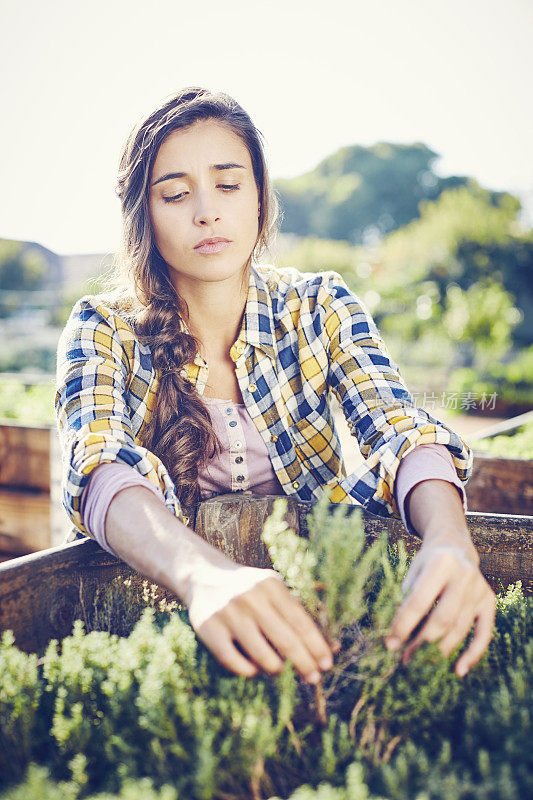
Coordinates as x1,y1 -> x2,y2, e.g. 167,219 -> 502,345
193,190 -> 221,226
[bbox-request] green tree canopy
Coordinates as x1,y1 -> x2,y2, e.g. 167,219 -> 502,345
0,241 -> 47,291
274,141 -> 513,245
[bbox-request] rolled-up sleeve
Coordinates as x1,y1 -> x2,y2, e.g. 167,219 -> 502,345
323,274 -> 473,519
54,296 -> 182,537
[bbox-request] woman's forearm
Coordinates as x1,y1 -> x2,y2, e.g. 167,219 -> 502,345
105,485 -> 339,685
406,479 -> 479,562
104,485 -> 231,605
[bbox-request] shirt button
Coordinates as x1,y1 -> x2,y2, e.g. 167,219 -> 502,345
270,434 -> 278,443
235,343 -> 245,354
233,440 -> 243,450
235,456 -> 243,464
229,420 -> 237,427
292,481 -> 300,489
248,384 -> 257,393
225,407 -> 233,414
179,368 -> 188,378
236,475 -> 245,482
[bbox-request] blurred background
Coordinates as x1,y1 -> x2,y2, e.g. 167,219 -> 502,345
0,0 -> 532,430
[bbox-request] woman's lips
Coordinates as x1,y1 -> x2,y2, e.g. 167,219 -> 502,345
194,240 -> 231,254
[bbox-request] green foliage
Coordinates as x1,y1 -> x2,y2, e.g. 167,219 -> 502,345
0,632 -> 43,780
472,420 -> 533,460
275,141 -> 485,245
275,181 -> 532,397
0,241 -> 47,291
442,280 -> 518,362
448,345 -> 533,411
275,237 -> 363,281
0,378 -> 55,424
0,763 -> 178,799
0,343 -> 57,374
0,495 -> 531,800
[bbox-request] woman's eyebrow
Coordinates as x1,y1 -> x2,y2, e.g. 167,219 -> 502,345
151,163 -> 246,187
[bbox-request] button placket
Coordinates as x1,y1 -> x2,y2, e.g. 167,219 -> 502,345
225,405 -> 249,491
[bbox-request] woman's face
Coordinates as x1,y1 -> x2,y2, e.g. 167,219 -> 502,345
148,118 -> 260,291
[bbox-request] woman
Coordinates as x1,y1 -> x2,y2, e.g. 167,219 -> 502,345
55,87 -> 495,686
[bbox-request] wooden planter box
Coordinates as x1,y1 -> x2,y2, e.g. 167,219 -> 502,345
466,411 -> 533,516
0,420 -> 70,561
0,494 -> 531,656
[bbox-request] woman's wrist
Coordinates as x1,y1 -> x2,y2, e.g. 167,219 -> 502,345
406,479 -> 479,565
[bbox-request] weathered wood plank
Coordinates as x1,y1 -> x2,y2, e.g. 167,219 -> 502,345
1,496 -> 531,655
194,493 -> 300,567
0,488 -> 51,550
0,422 -> 51,491
466,451 -> 533,516
0,531 -> 35,557
298,503 -> 533,593
0,540 -> 158,655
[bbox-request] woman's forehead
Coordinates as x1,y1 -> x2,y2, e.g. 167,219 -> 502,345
154,119 -> 251,171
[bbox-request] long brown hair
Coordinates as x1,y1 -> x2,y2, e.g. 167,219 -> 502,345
104,87 -> 281,505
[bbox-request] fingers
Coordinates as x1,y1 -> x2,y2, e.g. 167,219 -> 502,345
195,617 -> 260,678
194,574 -> 338,683
235,578 -> 334,681
399,566 -> 476,663
402,599 -> 474,666
454,590 -> 496,676
226,615 -> 287,677
428,604 -> 475,660
386,555 -> 451,650
387,543 -> 497,676
267,582 -> 335,671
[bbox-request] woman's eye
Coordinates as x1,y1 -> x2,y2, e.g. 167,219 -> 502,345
163,192 -> 187,203
162,185 -> 239,203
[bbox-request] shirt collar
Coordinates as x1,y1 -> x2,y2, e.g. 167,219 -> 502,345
240,263 -> 276,360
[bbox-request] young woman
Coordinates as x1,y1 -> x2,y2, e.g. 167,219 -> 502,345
55,87 -> 495,687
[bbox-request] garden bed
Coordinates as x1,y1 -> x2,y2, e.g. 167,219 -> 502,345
0,495 -> 531,800
466,412 -> 533,516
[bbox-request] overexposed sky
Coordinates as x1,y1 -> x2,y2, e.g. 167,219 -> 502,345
1,0 -> 531,254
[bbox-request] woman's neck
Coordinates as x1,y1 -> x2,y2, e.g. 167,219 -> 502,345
174,270 -> 249,357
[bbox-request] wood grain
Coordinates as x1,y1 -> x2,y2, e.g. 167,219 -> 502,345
467,451 -> 533,516
0,422 -> 51,490
0,488 -> 51,550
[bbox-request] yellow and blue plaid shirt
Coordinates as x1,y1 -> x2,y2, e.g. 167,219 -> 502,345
55,263 -> 473,539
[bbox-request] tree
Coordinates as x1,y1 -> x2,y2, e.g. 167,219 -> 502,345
274,141 -> 511,245
0,240 -> 47,291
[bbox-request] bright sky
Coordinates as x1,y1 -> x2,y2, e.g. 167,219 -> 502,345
1,0 -> 531,255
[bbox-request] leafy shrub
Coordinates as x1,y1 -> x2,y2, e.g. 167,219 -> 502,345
448,345 -> 533,412
472,420 -> 533,460
0,378 -> 55,424
0,495 -> 531,799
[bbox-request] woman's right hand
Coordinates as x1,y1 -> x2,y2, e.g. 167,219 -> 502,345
186,560 -> 340,684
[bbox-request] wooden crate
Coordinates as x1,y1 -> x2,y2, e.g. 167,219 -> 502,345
0,420 -> 70,558
0,495 -> 531,655
467,411 -> 533,515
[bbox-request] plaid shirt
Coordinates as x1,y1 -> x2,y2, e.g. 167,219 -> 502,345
55,264 -> 473,538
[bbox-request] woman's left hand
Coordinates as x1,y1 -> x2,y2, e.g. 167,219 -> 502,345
385,533 -> 497,677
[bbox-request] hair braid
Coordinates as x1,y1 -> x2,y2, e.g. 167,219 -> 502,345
135,278 -> 221,507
